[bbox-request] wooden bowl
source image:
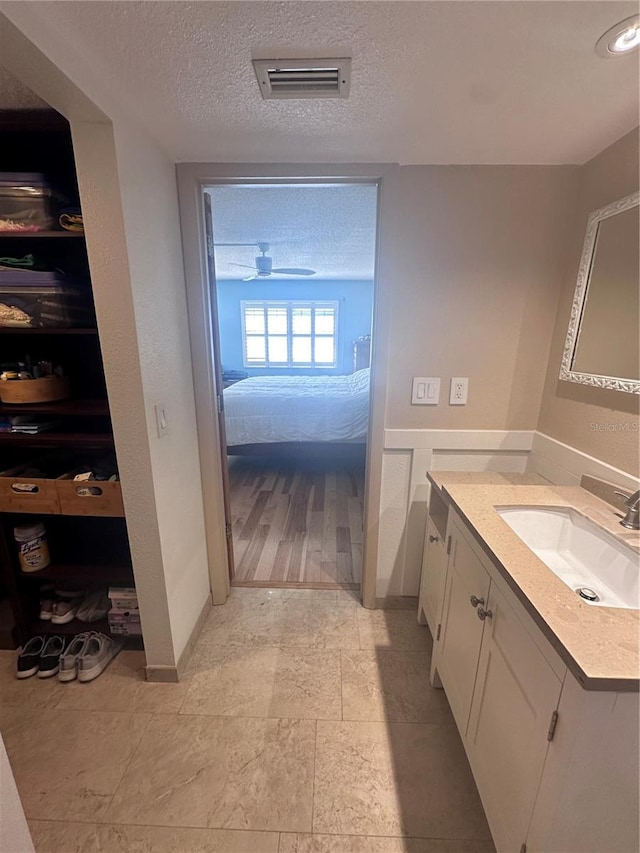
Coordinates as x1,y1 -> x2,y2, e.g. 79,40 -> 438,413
0,376 -> 70,404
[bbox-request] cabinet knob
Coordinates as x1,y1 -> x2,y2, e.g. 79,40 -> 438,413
470,595 -> 485,608
477,607 -> 493,621
429,535 -> 439,543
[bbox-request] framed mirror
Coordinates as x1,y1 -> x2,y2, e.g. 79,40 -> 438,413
560,191 -> 639,394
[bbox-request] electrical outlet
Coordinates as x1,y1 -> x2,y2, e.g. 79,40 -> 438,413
450,377 -> 468,405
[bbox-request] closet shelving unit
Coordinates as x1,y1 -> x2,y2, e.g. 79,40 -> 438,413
0,109 -> 140,651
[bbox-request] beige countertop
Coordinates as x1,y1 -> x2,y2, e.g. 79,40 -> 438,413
438,481 -> 640,691
428,470 -> 547,497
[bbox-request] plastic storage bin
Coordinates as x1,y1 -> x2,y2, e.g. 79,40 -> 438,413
0,173 -> 69,232
0,270 -> 95,328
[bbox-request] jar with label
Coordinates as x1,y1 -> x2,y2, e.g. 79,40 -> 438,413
14,522 -> 51,572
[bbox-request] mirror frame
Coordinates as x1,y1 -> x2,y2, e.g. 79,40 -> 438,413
560,190 -> 640,395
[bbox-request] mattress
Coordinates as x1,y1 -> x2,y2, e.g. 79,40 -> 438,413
223,368 -> 370,446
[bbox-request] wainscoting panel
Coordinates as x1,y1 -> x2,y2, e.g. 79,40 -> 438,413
376,430 -> 534,597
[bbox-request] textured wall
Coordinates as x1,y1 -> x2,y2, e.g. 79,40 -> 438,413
537,128 -> 640,475
382,166 -> 578,432
217,279 -> 373,375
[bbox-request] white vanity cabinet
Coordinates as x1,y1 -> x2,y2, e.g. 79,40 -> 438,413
435,516 -> 490,731
465,578 -> 563,853
429,502 -> 639,853
418,516 -> 448,634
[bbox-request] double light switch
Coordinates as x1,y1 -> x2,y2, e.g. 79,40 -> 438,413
411,377 -> 440,405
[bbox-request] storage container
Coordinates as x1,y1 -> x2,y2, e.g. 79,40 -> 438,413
0,460 -> 62,513
0,270 -> 95,328
14,522 -> 51,572
0,376 -> 70,404
0,173 -> 69,232
56,474 -> 124,517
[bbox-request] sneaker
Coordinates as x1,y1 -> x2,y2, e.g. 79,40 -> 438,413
77,633 -> 124,683
16,636 -> 45,679
38,635 -> 67,678
58,632 -> 91,682
51,596 -> 82,624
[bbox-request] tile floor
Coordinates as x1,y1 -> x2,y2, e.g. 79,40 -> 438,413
0,588 -> 495,853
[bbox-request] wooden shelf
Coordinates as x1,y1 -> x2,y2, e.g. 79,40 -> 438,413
0,231 -> 84,239
17,562 -> 133,584
32,616 -> 143,648
0,399 -> 109,417
0,431 -> 113,447
0,328 -> 97,336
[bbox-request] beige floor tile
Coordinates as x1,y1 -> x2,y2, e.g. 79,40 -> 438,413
28,821 -> 281,853
0,651 -> 64,710
55,651 -> 188,713
28,821 -> 102,853
0,706 -> 150,822
106,714 -> 315,832
227,600 -> 359,649
357,609 -> 431,651
181,645 -> 341,719
313,720 -> 491,840
341,650 -> 451,723
279,834 -> 495,852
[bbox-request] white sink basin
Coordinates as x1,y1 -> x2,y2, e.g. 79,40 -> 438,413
496,506 -> 640,609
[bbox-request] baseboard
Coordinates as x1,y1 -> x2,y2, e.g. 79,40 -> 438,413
144,594 -> 212,683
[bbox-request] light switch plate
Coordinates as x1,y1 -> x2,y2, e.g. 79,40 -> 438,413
412,377 -> 440,405
155,403 -> 169,437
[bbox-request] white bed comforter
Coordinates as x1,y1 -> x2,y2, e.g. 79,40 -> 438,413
223,369 -> 370,446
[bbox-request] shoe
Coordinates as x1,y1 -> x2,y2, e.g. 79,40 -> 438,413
39,598 -> 54,620
51,596 -> 82,624
77,633 -> 124,683
37,635 -> 67,678
58,632 -> 91,682
16,636 -> 46,679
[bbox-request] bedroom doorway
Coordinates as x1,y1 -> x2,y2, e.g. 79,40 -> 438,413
204,182 -> 378,593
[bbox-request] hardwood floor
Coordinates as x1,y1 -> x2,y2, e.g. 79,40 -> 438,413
228,454 -> 365,587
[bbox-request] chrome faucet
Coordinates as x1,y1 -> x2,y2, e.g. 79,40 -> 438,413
615,490 -> 640,531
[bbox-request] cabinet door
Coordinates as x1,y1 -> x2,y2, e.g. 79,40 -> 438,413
466,581 -> 563,853
419,517 -> 448,635
436,520 -> 491,734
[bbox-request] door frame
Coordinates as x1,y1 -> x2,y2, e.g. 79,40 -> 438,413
177,163 -> 398,608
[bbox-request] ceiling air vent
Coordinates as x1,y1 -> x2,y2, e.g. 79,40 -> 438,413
252,58 -> 351,100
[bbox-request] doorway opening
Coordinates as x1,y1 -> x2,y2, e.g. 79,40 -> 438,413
203,182 -> 378,593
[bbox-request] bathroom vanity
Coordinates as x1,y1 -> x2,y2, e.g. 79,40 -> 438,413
419,473 -> 640,853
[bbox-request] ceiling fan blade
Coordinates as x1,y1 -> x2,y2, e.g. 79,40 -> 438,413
271,268 -> 316,276
242,274 -> 259,282
230,262 -> 259,270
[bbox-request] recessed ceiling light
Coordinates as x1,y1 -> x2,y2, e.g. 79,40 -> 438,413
596,15 -> 640,57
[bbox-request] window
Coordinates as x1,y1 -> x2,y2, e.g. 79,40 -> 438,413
241,300 -> 338,368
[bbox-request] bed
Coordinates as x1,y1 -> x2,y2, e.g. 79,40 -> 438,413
223,368 -> 370,454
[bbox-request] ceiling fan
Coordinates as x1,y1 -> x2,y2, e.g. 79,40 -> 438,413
218,242 -> 316,281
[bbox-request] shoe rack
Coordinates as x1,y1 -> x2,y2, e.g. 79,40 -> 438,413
0,109 -> 141,650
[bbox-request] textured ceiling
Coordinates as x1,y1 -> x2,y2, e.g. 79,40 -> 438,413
0,66 -> 49,109
208,184 -> 378,280
3,1 -> 639,164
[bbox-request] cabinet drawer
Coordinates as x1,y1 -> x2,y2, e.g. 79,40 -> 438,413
0,467 -> 61,514
56,477 -> 124,517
